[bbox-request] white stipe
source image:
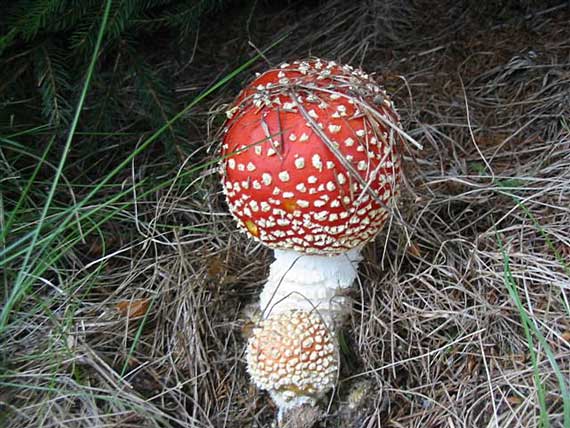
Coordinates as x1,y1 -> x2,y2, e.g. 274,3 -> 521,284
258,248 -> 362,327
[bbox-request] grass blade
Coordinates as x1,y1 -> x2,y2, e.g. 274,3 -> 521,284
497,232 -> 570,426
1,0 -> 114,329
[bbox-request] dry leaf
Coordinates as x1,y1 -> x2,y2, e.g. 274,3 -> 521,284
207,256 -> 225,278
506,395 -> 523,405
241,320 -> 256,339
467,355 -> 478,375
116,298 -> 150,318
407,242 -> 421,258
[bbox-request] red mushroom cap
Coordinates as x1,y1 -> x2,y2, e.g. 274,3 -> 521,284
220,59 -> 402,255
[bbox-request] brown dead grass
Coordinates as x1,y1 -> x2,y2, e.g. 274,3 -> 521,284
2,0 -> 570,427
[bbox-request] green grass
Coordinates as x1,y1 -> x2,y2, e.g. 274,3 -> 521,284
0,12 -> 287,424
472,157 -> 570,426
1,0 -> 114,330
0,5 -> 288,336
473,162 -> 570,318
497,232 -> 570,427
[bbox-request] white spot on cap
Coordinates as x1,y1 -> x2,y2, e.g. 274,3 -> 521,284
344,137 -> 354,147
247,162 -> 256,172
294,157 -> 305,169
308,109 -> 318,119
262,173 -> 272,186
289,133 -> 297,142
300,133 -> 309,142
337,173 -> 346,185
308,176 -> 318,184
228,158 -> 236,169
311,154 -> 323,171
356,129 -> 366,137
326,181 -> 336,191
279,171 -> 290,182
297,200 -> 309,208
313,211 -> 328,221
296,183 -> 307,192
328,124 -> 341,134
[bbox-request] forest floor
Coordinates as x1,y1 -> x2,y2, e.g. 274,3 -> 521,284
2,1 -> 570,427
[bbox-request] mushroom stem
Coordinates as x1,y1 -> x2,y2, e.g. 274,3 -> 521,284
245,248 -> 363,411
259,248 -> 362,327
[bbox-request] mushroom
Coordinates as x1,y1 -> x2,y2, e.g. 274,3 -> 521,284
247,310 -> 338,410
220,59 -> 402,412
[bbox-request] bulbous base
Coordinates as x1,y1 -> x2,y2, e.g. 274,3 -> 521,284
246,310 -> 338,410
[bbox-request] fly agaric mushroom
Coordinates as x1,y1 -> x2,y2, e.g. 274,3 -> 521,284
220,58 -> 403,412
246,310 -> 338,409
